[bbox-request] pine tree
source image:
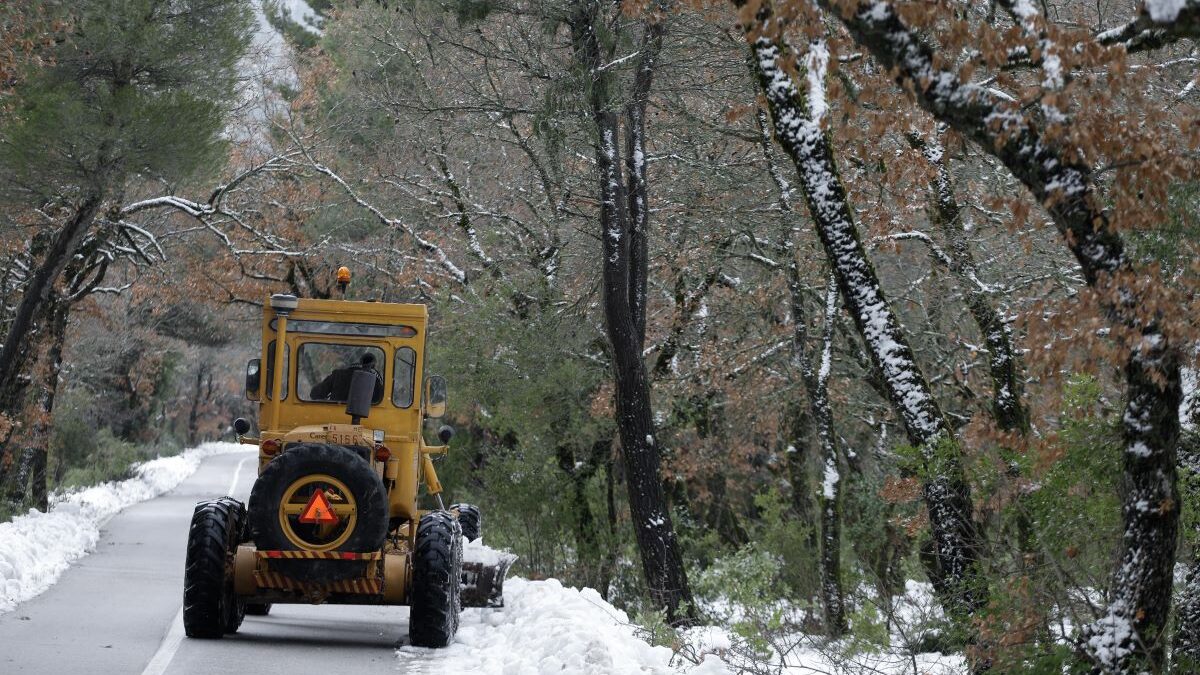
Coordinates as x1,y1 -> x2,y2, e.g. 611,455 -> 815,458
0,0 -> 253,506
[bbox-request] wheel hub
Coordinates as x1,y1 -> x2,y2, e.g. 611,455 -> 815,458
278,474 -> 358,551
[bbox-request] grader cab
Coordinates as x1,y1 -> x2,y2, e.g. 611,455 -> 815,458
182,290 -> 510,646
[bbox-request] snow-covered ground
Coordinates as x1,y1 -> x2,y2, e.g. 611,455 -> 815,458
0,442 -> 246,613
400,575 -> 962,674
401,577 -> 729,674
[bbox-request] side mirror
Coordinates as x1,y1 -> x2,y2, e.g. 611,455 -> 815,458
438,425 -> 455,444
424,375 -> 448,419
233,418 -> 251,436
245,359 -> 261,400
345,369 -> 376,424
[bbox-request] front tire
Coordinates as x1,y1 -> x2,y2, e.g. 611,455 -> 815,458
408,511 -> 463,647
450,503 -> 481,541
183,498 -> 244,639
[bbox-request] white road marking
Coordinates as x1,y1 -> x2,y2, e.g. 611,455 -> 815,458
227,454 -> 252,496
140,453 -> 254,675
140,610 -> 185,675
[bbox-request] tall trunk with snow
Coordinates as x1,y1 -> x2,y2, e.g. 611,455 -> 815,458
736,2 -> 984,621
624,12 -> 664,344
1175,365 -> 1200,667
909,130 -> 1028,434
569,0 -> 694,623
794,276 -> 847,635
756,104 -> 844,620
823,2 -> 1183,669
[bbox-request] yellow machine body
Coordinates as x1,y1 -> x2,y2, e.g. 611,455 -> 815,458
234,296 -> 449,605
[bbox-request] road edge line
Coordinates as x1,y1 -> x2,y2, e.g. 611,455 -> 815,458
140,609 -> 184,675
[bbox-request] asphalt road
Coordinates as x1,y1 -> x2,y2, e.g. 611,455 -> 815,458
0,451 -> 411,674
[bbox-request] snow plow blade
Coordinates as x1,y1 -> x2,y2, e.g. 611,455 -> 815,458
460,547 -> 517,608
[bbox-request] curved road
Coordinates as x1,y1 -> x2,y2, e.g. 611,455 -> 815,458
0,451 -> 413,674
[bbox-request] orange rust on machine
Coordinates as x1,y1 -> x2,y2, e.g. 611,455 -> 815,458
298,488 -> 339,525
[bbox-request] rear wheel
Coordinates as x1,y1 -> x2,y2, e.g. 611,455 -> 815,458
450,503 -> 481,541
183,498 -> 244,639
248,443 -> 388,582
408,511 -> 463,647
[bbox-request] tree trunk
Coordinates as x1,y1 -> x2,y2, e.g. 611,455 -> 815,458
187,361 -> 213,447
1173,426 -> 1200,668
568,0 -> 694,624
556,436 -> 612,591
738,8 -> 983,620
785,262 -> 848,634
758,101 -> 846,627
782,397 -> 819,549
908,130 -> 1028,433
812,277 -> 847,635
0,193 -> 103,409
2,295 -> 70,511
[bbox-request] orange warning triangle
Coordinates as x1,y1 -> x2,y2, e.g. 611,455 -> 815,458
298,488 -> 339,525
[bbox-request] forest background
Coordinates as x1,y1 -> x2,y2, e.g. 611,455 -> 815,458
2,0 -> 1199,672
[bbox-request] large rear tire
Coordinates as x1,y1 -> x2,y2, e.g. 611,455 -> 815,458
450,503 -> 481,542
183,498 -> 244,639
408,511 -> 463,648
248,443 -> 387,582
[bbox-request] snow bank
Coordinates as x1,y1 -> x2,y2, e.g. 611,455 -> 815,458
400,577 -> 729,674
462,538 -> 516,567
398,573 -> 960,674
0,442 -> 246,613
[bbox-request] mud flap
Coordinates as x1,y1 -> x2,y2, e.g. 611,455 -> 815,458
460,550 -> 517,608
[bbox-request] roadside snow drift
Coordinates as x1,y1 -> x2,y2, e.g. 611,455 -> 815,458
0,441 -> 246,613
400,577 -> 729,674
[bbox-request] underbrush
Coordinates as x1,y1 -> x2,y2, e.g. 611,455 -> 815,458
49,400 -> 184,491
667,543 -> 964,674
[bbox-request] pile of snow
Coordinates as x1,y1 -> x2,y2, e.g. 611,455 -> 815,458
0,442 -> 246,613
400,568 -> 962,673
400,577 -> 729,674
462,538 -> 516,567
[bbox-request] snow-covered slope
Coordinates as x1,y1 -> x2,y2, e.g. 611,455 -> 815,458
269,0 -> 324,35
0,442 -> 246,613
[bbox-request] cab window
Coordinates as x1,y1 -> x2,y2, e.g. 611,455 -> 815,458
296,343 -> 386,404
393,347 -> 416,408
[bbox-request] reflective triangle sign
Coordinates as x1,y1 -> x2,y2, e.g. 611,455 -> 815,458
298,488 -> 339,525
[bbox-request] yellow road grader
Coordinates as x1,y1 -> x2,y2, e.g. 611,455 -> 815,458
182,288 -> 509,646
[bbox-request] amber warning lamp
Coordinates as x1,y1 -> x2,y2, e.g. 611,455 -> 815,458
336,266 -> 351,297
